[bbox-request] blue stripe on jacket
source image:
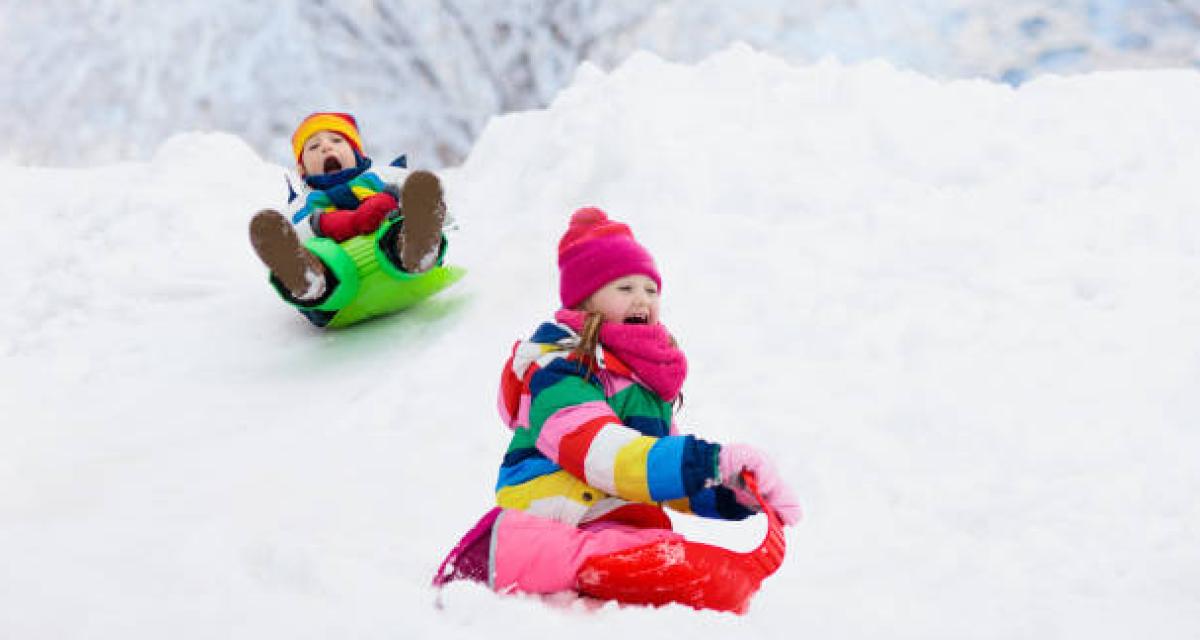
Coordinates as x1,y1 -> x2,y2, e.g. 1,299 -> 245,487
626,415 -> 669,437
646,436 -> 686,501
528,355 -> 599,398
496,454 -> 562,492
529,322 -> 571,345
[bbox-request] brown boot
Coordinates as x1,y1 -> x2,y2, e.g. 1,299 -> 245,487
249,209 -> 327,301
398,170 -> 447,274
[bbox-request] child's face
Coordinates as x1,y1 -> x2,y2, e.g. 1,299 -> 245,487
298,130 -> 357,176
583,274 -> 661,325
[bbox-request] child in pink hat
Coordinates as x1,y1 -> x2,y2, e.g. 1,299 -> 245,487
434,207 -> 800,597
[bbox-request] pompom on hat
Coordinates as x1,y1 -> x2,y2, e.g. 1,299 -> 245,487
291,112 -> 364,163
558,207 -> 661,309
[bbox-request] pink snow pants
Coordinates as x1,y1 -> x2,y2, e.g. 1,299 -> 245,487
492,508 -> 683,594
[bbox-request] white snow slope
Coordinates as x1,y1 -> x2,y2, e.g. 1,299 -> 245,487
2,47 -> 1199,639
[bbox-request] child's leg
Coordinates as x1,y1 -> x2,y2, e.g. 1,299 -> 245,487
395,170 -> 446,274
249,209 -> 327,301
376,218 -> 447,277
491,509 -> 682,594
433,507 -> 502,588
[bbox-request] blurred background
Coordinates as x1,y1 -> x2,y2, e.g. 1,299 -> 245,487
1,0 -> 1198,168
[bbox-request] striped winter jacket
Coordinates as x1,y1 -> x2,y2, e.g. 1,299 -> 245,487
495,320 -> 754,527
293,170 -> 391,238
284,158 -> 411,241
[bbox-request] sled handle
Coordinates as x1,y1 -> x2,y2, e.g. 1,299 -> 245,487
741,471 -> 787,578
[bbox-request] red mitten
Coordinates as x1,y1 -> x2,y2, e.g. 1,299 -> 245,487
317,209 -> 360,242
352,192 -> 398,236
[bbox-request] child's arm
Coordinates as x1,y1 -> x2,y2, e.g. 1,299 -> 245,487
662,486 -> 756,521
296,189 -> 397,242
661,417 -> 755,519
293,190 -> 331,236
527,358 -> 753,521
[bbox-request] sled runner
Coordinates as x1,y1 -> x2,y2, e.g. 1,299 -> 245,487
575,472 -> 787,614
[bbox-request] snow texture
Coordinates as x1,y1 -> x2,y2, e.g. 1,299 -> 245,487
2,0 -> 1200,167
3,47 -> 1200,638
301,267 -> 326,301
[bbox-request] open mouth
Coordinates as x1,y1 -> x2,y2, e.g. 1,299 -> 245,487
623,315 -> 649,325
323,157 -> 343,173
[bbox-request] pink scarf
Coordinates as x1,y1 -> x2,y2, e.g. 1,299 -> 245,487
555,309 -> 688,402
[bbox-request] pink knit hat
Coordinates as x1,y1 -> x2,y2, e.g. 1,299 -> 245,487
558,207 -> 661,309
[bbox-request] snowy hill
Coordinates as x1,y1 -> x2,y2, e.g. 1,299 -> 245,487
3,47 -> 1200,638
4,0 -> 1200,168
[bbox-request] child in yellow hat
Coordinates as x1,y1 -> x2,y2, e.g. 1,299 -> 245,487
249,112 -> 458,327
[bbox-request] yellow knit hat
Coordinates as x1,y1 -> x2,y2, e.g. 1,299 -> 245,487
291,112 -> 364,162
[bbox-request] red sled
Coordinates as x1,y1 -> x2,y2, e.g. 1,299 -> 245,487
575,472 -> 787,614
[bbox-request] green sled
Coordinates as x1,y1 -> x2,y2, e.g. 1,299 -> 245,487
272,218 -> 464,328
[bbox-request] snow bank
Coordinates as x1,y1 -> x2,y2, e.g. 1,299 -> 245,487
3,47 -> 1199,638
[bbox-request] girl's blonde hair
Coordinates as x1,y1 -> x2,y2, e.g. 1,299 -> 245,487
571,310 -> 606,374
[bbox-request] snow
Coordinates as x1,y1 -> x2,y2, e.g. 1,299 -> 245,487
3,46 -> 1200,638
4,1 -> 1200,168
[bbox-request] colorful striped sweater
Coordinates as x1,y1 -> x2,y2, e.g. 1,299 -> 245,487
293,170 -> 389,237
495,320 -> 754,527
